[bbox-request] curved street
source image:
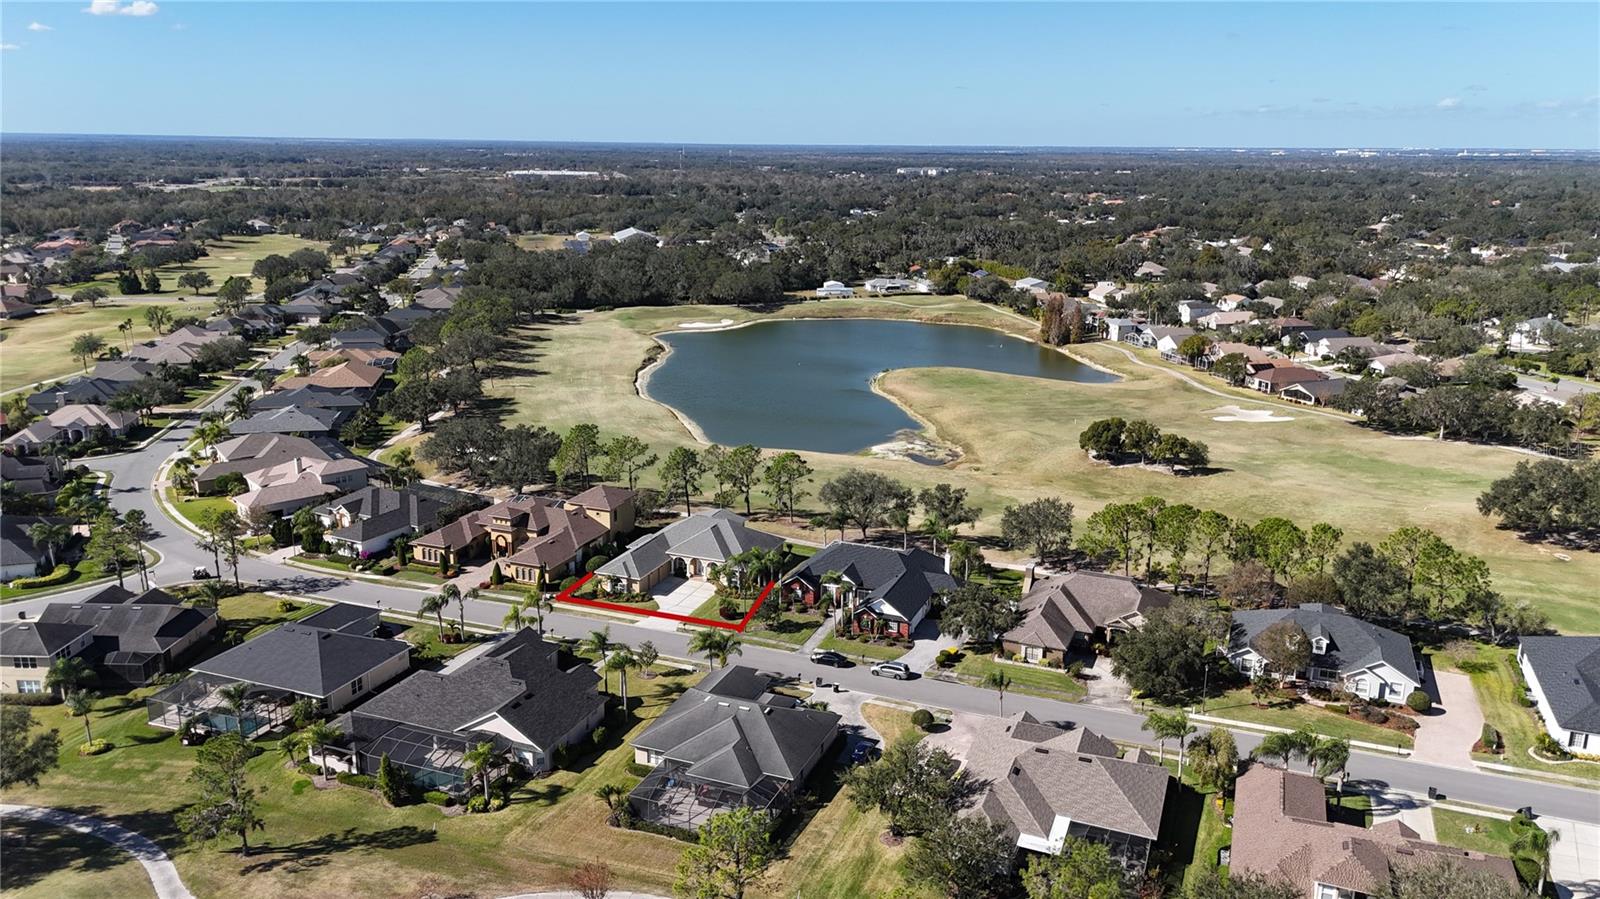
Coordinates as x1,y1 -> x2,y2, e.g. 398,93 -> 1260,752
1,803 -> 196,899
8,374 -> 1599,827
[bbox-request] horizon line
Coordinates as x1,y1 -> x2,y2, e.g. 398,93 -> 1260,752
2,131 -> 1596,155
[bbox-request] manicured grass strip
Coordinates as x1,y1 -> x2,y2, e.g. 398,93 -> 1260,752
1432,808 -> 1520,856
1198,687 -> 1415,749
951,653 -> 1088,703
818,632 -> 909,663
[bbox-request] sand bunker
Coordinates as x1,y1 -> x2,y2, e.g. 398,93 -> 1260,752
677,319 -> 735,329
1210,405 -> 1295,423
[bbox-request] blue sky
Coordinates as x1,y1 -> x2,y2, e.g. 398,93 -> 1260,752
2,2 -> 1596,149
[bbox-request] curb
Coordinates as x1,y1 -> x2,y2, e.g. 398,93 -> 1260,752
1187,712 -> 1413,756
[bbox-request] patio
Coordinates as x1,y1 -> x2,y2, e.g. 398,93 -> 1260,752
627,764 -> 789,831
145,674 -> 294,738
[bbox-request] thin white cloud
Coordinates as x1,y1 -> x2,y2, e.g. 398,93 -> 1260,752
1437,97 -> 1462,110
85,0 -> 159,16
0,43 -> 20,51
27,22 -> 53,31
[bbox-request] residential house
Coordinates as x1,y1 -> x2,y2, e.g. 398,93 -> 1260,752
125,325 -> 232,366
963,713 -> 1170,873
1507,316 -> 1572,351
280,295 -> 339,324
1366,352 -> 1425,375
1178,301 -> 1218,325
1134,261 -> 1168,279
275,360 -> 388,394
628,666 -> 839,830
312,484 -> 458,556
0,295 -> 40,320
25,378 -> 124,414
1198,310 -> 1256,331
1228,604 -> 1421,702
1279,378 -> 1349,406
2,454 -> 63,497
1245,365 -> 1329,395
1015,276 -> 1050,295
1001,571 -> 1173,663
1273,317 -> 1316,339
815,280 -> 854,298
0,620 -> 96,693
1088,281 -> 1124,304
228,405 -> 343,437
596,509 -> 782,594
613,227 -> 660,245
305,348 -> 401,370
248,387 -> 367,427
1,515 -> 67,582
1305,335 -> 1384,360
1518,636 -> 1600,754
1152,327 -> 1198,360
1201,342 -> 1275,370
1231,765 -> 1516,899
233,456 -> 371,518
863,277 -> 915,295
781,542 -> 956,637
1103,317 -> 1143,343
193,433 -> 361,493
411,486 -> 635,586
2,405 -> 139,454
147,608 -> 410,736
36,586 -> 218,687
331,629 -> 604,789
412,285 -> 462,311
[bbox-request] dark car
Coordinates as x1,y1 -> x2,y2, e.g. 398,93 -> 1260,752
810,649 -> 848,667
850,742 -> 878,765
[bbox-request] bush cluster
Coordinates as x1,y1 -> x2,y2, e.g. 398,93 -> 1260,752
7,564 -> 75,590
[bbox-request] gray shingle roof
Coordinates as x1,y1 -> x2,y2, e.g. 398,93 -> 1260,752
229,405 -> 342,435
632,665 -> 838,788
192,622 -> 409,698
784,541 -> 955,623
1520,636 -> 1600,734
316,485 -> 454,544
1230,604 -> 1419,685
348,629 -> 602,751
597,509 -> 782,581
965,712 -> 1169,842
1004,571 -> 1173,651
0,620 -> 93,657
38,588 -> 215,655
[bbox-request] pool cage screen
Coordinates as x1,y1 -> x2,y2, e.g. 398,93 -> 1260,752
146,674 -> 294,738
358,724 -> 511,794
628,764 -> 790,831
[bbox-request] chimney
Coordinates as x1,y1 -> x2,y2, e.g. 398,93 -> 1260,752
1022,562 -> 1036,593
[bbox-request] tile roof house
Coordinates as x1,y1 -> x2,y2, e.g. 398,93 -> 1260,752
628,666 -> 839,831
1231,765 -> 1516,898
312,484 -> 459,556
275,360 -> 388,393
1228,604 -> 1421,702
1134,261 -> 1168,279
596,509 -> 783,595
1518,636 -> 1600,754
149,606 -> 411,737
234,455 -> 372,516
963,712 -> 1170,872
411,488 -> 635,586
1279,378 -> 1349,406
2,405 -> 139,454
1001,571 -> 1173,662
193,433 -> 357,493
247,386 -> 367,425
332,629 -> 604,786
36,586 -> 218,687
781,541 -> 956,637
1245,365 -> 1329,395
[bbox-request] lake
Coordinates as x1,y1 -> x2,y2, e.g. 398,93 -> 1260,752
644,319 -> 1119,455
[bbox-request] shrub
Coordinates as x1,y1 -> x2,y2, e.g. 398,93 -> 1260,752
626,761 -> 654,778
335,772 -> 377,789
1,692 -> 63,707
7,564 -> 75,590
291,778 -> 313,796
1479,723 -> 1502,753
1370,697 -> 1390,708
296,761 -> 320,776
1326,703 -> 1349,716
277,598 -> 300,613
591,725 -> 609,747
78,739 -> 111,756
911,709 -> 935,731
1390,715 -> 1418,733
1534,733 -> 1571,759
1066,660 -> 1085,679
423,790 -> 453,807
1406,690 -> 1432,713
1360,706 -> 1389,724
559,575 -> 580,592
465,794 -> 507,814
585,555 -> 610,573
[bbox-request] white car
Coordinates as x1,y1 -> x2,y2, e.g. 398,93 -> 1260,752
870,661 -> 912,680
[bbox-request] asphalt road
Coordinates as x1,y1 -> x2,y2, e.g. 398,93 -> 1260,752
11,370 -> 1600,826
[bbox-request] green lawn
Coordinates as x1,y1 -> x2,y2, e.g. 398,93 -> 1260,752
1,805 -> 159,899
744,608 -> 827,648
1431,643 -> 1600,784
0,299 -> 208,392
950,652 -> 1088,704
1166,784 -> 1231,894
818,632 -> 910,663
167,492 -> 234,533
58,235 -> 326,301
1197,688 -> 1415,750
473,299 -> 1599,635
0,563 -> 94,601
1432,808 -> 1521,856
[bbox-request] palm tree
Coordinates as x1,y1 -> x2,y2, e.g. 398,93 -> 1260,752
594,783 -> 629,822
502,602 -> 527,632
584,628 -> 613,689
1307,737 -> 1351,792
983,670 -> 1013,716
458,586 -> 476,636
1511,821 -> 1560,895
463,741 -> 507,807
1253,729 -> 1317,769
118,318 -> 134,349
65,691 -> 95,744
605,648 -> 637,715
527,592 -> 554,635
225,386 -> 256,421
218,681 -> 254,734
290,353 -> 311,377
418,592 -> 448,636
25,521 -> 71,569
304,721 -> 341,778
45,656 -> 95,698
635,640 -> 659,677
689,628 -> 742,669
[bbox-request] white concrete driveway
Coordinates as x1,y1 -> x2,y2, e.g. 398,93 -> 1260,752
1411,670 -> 1485,769
1543,817 -> 1600,899
648,576 -> 717,618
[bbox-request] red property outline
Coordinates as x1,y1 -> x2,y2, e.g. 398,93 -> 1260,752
553,572 -> 775,632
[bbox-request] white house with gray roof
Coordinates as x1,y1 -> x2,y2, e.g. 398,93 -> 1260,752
1518,636 -> 1600,754
1228,604 -> 1420,702
595,509 -> 783,594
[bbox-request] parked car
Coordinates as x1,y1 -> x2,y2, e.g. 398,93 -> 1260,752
810,649 -> 848,667
850,742 -> 879,765
871,661 -> 912,680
